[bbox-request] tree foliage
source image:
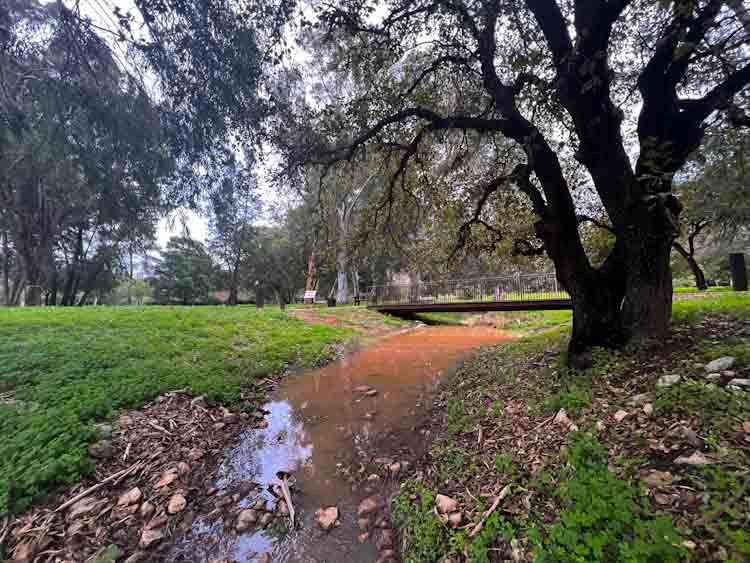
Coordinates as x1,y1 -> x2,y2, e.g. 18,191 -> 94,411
282,0 -> 750,360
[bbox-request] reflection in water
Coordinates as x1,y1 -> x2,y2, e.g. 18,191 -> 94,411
169,326 -> 512,562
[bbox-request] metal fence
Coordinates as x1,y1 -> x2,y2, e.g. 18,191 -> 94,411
367,273 -> 568,306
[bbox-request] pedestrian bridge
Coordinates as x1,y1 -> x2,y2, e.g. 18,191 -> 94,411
367,273 -> 572,314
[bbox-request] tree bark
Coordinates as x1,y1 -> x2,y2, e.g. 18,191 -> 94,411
2,230 -> 10,306
673,242 -> 708,290
336,248 -> 348,305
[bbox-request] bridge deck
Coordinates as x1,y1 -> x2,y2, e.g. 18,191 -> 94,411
370,299 -> 572,314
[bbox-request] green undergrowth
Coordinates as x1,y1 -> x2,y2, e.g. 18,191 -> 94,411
393,292 -> 750,562
531,434 -> 686,563
0,306 -> 351,514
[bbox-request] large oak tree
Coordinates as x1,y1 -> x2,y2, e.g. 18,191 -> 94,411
297,0 -> 750,362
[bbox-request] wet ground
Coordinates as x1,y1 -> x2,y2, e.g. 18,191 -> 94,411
168,325 -> 513,562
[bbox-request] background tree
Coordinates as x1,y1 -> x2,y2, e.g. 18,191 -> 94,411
207,160 -> 261,305
673,127 -> 750,288
153,237 -> 216,305
286,0 -> 750,363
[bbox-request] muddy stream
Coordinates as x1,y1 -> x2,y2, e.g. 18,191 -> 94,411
168,325 -> 513,562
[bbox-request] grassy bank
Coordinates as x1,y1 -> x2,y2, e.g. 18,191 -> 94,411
0,306 -> 351,514
394,293 -> 750,562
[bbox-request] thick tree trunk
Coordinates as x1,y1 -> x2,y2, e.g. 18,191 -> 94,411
673,242 -> 708,290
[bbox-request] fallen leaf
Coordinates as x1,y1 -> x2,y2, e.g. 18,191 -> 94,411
674,451 -> 716,466
640,470 -> 674,487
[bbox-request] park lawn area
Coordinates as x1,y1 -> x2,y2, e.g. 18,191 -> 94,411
0,306 -> 352,515
394,292 -> 750,562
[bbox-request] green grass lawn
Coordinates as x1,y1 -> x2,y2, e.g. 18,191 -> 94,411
0,306 -> 351,514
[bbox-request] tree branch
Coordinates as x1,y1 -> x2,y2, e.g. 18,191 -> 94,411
512,238 -> 546,256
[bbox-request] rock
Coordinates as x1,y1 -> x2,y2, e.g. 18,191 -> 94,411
643,403 -> 654,416
67,496 -> 101,520
176,461 -> 190,476
212,422 -> 226,431
253,498 -> 267,511
358,517 -> 371,531
724,370 -> 736,378
657,374 -> 681,388
704,357 -> 736,372
553,408 -> 570,427
118,487 -> 142,507
155,470 -> 178,489
674,451 -> 717,466
447,512 -> 462,528
596,420 -> 606,432
378,529 -> 394,550
354,385 -> 372,393
316,506 -> 339,530
628,392 -> 653,406
140,502 -> 155,520
236,509 -> 258,532
223,413 -> 238,424
168,494 -> 187,514
88,440 -> 114,459
435,494 -> 458,514
640,470 -> 674,487
366,389 -> 378,396
706,373 -> 722,382
388,462 -> 401,475
139,529 -> 164,549
367,474 -> 381,482
358,496 -> 378,516
614,409 -> 629,422
359,532 -> 370,543
95,423 -> 113,439
728,378 -> 750,387
654,492 -> 672,505
743,420 -> 750,434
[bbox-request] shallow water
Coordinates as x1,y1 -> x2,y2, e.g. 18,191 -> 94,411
168,325 -> 512,562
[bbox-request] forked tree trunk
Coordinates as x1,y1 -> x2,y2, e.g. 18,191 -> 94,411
545,208 -> 676,367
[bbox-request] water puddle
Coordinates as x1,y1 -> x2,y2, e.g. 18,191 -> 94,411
168,325 -> 512,562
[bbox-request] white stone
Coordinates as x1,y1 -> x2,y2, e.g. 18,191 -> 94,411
727,378 -> 750,387
704,357 -> 736,372
657,374 -> 681,388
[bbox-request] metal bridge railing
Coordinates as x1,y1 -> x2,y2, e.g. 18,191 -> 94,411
367,273 -> 569,306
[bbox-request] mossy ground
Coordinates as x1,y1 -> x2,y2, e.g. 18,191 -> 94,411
394,293 -> 750,562
0,306 -> 352,514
